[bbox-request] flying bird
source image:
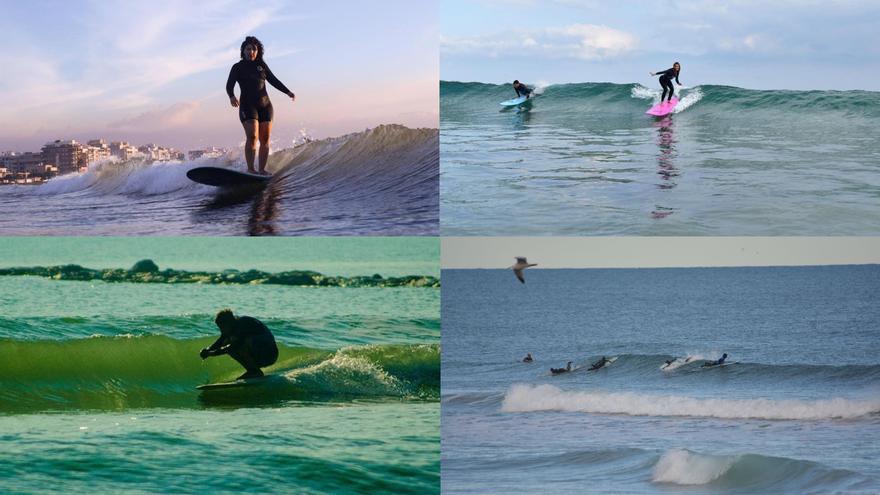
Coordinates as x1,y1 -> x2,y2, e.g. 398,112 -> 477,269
510,256 -> 537,284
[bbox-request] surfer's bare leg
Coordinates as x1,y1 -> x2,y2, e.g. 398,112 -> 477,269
242,119 -> 258,173
258,121 -> 273,174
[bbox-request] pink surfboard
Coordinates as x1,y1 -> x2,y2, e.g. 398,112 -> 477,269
646,97 -> 679,117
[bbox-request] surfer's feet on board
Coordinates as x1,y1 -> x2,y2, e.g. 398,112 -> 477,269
237,369 -> 264,380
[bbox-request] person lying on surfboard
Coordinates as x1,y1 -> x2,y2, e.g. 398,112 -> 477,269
226,36 -> 296,176
550,361 -> 572,374
589,356 -> 611,371
512,80 -> 534,99
523,353 -> 534,363
650,62 -> 682,103
199,309 -> 279,379
701,353 -> 728,368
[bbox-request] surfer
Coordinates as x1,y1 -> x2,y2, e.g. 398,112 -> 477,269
701,353 -> 728,368
523,353 -> 534,363
550,361 -> 572,374
650,62 -> 682,103
199,309 -> 279,379
512,80 -> 534,99
226,36 -> 296,175
589,356 -> 611,371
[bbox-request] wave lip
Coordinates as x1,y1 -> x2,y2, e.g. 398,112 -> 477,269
652,449 -> 875,492
501,384 -> 880,420
653,449 -> 734,485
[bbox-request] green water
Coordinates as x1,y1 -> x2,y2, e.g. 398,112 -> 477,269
0,237 -> 440,493
0,403 -> 439,494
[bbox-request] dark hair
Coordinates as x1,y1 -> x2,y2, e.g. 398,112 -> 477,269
513,80 -> 520,84
215,308 -> 236,327
240,36 -> 265,61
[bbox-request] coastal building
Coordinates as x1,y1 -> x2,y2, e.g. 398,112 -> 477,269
109,141 -> 142,161
41,140 -> 87,174
188,147 -> 226,161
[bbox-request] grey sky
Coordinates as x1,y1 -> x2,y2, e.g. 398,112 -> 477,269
442,237 -> 880,268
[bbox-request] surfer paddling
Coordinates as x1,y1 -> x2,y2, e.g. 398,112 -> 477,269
226,36 -> 296,175
200,309 -> 279,380
550,361 -> 572,375
701,353 -> 728,368
650,62 -> 682,103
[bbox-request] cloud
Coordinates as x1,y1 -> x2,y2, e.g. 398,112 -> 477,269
442,23 -> 638,60
109,101 -> 202,132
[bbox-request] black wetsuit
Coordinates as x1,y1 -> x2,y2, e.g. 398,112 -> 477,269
515,84 -> 533,98
226,60 -> 293,123
655,68 -> 681,102
206,316 -> 279,367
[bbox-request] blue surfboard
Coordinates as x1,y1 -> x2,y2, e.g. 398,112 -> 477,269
500,95 -> 530,107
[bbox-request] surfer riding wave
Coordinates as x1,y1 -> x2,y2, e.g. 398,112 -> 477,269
226,36 -> 296,175
650,62 -> 682,103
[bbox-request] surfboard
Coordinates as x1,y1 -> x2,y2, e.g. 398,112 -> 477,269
661,356 -> 694,371
197,375 -> 271,390
700,361 -> 739,369
589,356 -> 618,371
186,166 -> 271,187
646,97 -> 679,117
500,95 -> 529,107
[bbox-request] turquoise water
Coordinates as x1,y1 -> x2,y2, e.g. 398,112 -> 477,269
0,237 -> 440,493
441,82 -> 880,235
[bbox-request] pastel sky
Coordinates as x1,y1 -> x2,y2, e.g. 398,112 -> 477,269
441,0 -> 880,90
442,237 -> 880,268
0,0 -> 438,152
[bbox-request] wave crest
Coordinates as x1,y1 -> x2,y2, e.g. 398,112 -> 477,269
501,384 -> 880,420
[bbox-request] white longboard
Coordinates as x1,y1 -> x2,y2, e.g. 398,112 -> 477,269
197,375 -> 271,390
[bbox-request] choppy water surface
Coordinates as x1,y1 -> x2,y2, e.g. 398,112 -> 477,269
442,265 -> 880,493
441,82 -> 880,235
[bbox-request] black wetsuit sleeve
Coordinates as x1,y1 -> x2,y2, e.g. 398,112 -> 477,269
675,74 -> 681,84
205,335 -> 230,355
263,63 -> 292,96
226,64 -> 237,98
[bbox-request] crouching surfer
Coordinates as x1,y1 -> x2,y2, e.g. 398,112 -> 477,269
200,309 -> 279,380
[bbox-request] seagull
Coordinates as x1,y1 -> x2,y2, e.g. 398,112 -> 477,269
510,256 -> 537,284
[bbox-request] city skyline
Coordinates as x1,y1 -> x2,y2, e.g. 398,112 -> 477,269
0,0 -> 438,152
441,0 -> 880,90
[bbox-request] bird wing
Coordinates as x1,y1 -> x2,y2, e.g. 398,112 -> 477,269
514,269 -> 525,283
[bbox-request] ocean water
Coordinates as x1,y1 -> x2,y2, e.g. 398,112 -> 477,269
441,265 -> 880,494
0,237 -> 440,494
440,82 -> 880,235
0,125 -> 438,236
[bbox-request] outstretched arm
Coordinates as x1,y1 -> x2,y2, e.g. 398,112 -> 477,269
264,63 -> 295,100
